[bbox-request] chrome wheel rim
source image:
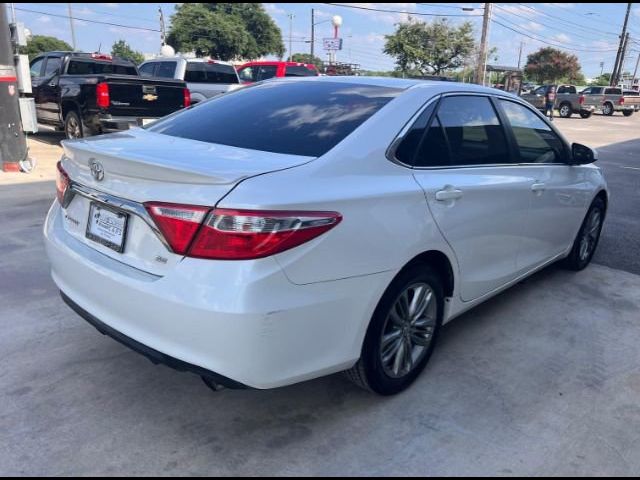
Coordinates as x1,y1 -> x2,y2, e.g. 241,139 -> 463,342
579,209 -> 602,261
560,105 -> 570,116
380,283 -> 437,379
66,116 -> 81,139
603,104 -> 612,115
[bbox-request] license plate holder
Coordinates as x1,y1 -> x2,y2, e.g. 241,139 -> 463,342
86,202 -> 128,253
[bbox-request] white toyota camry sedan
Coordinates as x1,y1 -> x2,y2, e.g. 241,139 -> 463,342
44,77 -> 608,395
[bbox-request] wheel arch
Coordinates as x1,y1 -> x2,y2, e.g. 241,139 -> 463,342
401,250 -> 455,298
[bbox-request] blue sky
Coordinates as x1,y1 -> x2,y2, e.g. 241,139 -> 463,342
8,3 -> 640,78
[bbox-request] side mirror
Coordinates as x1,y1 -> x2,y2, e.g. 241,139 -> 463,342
571,143 -> 597,165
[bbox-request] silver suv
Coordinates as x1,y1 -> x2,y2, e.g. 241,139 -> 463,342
139,57 -> 242,104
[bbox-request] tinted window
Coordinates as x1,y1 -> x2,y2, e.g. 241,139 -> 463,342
156,61 -> 176,78
238,66 -> 256,82
138,63 -> 156,77
185,62 -> 239,84
606,88 -> 622,95
285,65 -> 318,77
437,96 -> 509,166
148,81 -> 402,157
414,116 -> 450,167
67,60 -> 137,75
533,86 -> 546,95
589,87 -> 603,94
500,100 -> 565,164
44,57 -> 62,77
395,103 -> 435,164
30,58 -> 44,77
557,85 -> 575,94
257,66 -> 278,81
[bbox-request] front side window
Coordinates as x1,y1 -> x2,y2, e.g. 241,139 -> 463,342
499,100 -> 565,164
237,66 -> 256,82
436,96 -> 509,166
148,81 -> 402,157
30,58 -> 44,77
43,57 -> 62,77
533,86 -> 546,95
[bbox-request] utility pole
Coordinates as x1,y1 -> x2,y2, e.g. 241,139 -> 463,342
288,13 -> 294,62
475,3 -> 491,85
600,61 -> 604,76
633,53 -> 640,89
0,4 -> 28,172
517,40 -> 524,69
310,8 -> 315,59
159,7 -> 166,46
67,3 -> 77,51
611,2 -> 631,86
618,32 -> 630,87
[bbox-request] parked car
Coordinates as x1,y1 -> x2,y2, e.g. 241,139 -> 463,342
580,86 -> 640,116
29,52 -> 190,139
236,61 -> 319,84
45,77 -> 608,395
520,84 -> 597,118
138,57 -> 242,104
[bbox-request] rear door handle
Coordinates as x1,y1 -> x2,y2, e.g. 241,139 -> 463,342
531,182 -> 546,192
435,188 -> 463,201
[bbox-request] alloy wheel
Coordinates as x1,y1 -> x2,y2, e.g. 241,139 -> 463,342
380,283 -> 437,379
66,116 -> 81,139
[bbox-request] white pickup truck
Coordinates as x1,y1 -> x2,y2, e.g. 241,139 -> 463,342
139,57 -> 242,104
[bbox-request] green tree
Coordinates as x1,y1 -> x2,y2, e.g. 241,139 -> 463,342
111,40 -> 145,65
590,72 -> 611,85
290,53 -> 324,69
383,18 -> 475,76
524,47 -> 583,83
19,35 -> 72,60
167,3 -> 284,60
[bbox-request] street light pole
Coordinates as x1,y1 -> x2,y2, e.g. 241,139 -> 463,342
288,13 -> 294,62
475,3 -> 491,85
67,3 -> 77,51
611,2 -> 631,86
311,8 -> 315,59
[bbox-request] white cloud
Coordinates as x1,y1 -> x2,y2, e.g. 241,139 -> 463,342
542,3 -> 575,8
551,33 -> 571,43
101,3 -> 119,8
521,21 -> 544,32
264,3 -> 286,16
37,16 -> 51,24
339,3 -> 418,25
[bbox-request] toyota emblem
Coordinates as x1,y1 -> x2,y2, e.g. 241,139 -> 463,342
89,159 -> 104,181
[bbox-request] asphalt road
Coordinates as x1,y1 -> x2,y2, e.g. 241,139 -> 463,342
1,117 -> 640,475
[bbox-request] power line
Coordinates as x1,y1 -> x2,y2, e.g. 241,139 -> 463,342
324,3 -> 482,18
516,3 -> 620,37
13,6 -> 160,32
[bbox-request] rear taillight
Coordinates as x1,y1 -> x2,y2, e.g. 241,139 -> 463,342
144,204 -> 342,260
619,96 -> 625,105
56,161 -> 70,205
189,209 -> 342,260
145,202 -> 209,255
96,82 -> 110,108
183,88 -> 191,108
578,95 -> 585,105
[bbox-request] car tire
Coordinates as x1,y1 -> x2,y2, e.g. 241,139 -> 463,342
563,197 -> 605,271
623,110 -> 634,117
579,110 -> 593,119
602,102 -> 614,116
345,264 -> 444,395
559,103 -> 572,118
64,111 -> 84,139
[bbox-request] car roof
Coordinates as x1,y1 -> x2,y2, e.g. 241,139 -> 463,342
238,61 -> 318,68
143,57 -> 235,66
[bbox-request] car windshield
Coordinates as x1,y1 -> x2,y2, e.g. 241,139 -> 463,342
147,81 -> 403,157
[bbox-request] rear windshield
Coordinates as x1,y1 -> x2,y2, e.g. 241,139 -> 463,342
67,60 -> 137,76
285,65 -> 318,77
185,62 -> 239,84
147,81 -> 402,157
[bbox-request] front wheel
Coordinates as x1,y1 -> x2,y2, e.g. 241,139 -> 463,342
559,103 -> 572,118
563,197 -> 605,271
345,264 -> 443,395
623,110 -> 634,117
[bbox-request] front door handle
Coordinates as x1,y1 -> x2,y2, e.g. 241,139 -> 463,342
531,182 -> 546,192
435,188 -> 463,201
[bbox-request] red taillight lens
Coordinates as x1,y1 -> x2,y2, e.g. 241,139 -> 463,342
183,88 -> 191,108
96,82 -> 110,108
619,96 -> 625,105
56,161 -> 70,205
188,209 -> 342,260
145,202 -> 209,254
578,95 -> 585,105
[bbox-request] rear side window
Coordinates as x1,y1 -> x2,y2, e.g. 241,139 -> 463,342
67,60 -> 137,75
156,61 -> 176,78
285,65 -> 318,77
138,63 -> 156,77
148,81 -> 402,157
557,86 -> 576,94
499,100 -> 565,163
185,62 -> 239,84
395,103 -> 435,164
606,88 -> 622,95
257,66 -> 278,81
436,96 -> 509,166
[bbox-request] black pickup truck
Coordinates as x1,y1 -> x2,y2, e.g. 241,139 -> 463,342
29,51 -> 190,139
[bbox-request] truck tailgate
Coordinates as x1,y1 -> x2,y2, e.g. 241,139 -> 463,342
105,76 -> 186,118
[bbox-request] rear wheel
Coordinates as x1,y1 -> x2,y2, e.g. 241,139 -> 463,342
602,102 -> 614,116
559,103 -> 572,118
64,111 -> 83,139
563,197 -> 605,271
579,110 -> 593,119
345,264 -> 443,395
623,110 -> 634,117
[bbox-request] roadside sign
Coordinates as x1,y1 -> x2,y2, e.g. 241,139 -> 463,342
323,38 -> 343,51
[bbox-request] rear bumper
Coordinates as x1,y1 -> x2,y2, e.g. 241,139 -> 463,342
44,201 -> 392,389
97,115 -> 157,131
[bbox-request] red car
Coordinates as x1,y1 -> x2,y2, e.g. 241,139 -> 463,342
236,61 -> 319,84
